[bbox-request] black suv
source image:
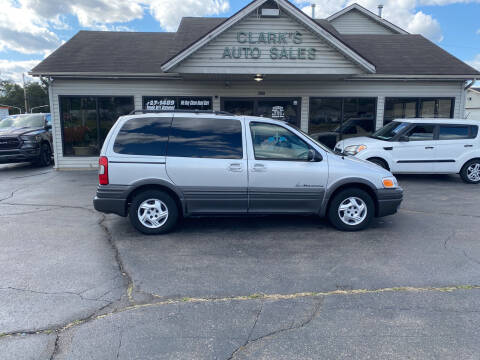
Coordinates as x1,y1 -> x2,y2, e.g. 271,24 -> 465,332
0,113 -> 53,167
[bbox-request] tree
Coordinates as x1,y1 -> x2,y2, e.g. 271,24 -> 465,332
0,79 -> 50,114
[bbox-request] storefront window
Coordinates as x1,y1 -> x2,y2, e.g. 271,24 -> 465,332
384,98 -> 454,124
143,96 -> 212,111
60,96 -> 134,156
309,97 -> 376,149
222,98 -> 301,127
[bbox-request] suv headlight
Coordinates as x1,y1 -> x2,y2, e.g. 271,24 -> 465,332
382,176 -> 398,189
344,145 -> 367,156
20,134 -> 41,142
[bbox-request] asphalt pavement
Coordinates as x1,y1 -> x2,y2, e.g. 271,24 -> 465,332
0,162 -> 479,359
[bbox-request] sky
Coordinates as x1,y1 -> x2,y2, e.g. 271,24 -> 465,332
0,0 -> 479,84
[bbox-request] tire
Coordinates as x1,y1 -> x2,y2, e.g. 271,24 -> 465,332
34,143 -> 52,167
129,190 -> 179,235
460,159 -> 480,184
368,157 -> 388,170
327,188 -> 375,231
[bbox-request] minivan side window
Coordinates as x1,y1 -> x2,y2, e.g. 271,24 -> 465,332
250,122 -> 311,161
438,126 -> 471,140
405,125 -> 435,141
167,117 -> 243,159
113,117 -> 171,156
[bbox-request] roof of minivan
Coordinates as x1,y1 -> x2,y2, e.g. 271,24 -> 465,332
393,118 -> 480,125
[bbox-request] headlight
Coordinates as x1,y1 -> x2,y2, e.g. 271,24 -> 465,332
20,134 -> 41,142
344,145 -> 367,156
382,176 -> 398,189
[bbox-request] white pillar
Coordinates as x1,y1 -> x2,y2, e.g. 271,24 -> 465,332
301,96 -> 309,132
376,96 -> 385,130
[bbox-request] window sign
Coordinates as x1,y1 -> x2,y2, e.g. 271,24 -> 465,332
143,96 -> 212,111
271,106 -> 285,119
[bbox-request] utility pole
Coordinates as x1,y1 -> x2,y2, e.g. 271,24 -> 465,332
22,73 -> 28,113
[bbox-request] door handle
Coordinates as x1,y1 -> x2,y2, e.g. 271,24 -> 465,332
383,147 -> 393,151
252,163 -> 267,172
228,163 -> 243,172
425,146 -> 434,149
464,145 -> 473,148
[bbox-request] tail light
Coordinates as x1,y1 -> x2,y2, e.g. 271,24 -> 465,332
99,156 -> 109,185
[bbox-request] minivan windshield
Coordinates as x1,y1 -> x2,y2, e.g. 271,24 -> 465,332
0,114 -> 45,129
371,121 -> 409,141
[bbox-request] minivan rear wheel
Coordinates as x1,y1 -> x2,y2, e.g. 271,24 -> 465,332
328,188 -> 374,231
460,159 -> 480,184
129,190 -> 179,235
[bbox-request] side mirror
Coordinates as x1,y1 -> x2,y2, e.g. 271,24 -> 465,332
45,124 -> 52,130
398,135 -> 409,142
308,149 -> 322,162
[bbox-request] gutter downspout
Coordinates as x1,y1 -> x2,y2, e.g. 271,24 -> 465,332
465,79 -> 477,90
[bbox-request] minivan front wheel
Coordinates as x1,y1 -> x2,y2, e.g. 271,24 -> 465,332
129,190 -> 178,235
328,188 -> 374,231
460,159 -> 480,184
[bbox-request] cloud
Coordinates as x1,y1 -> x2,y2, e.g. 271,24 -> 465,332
467,54 -> 480,71
0,1 -> 61,55
147,0 -> 230,32
297,0 -> 446,42
477,29 -> 480,35
0,59 -> 40,83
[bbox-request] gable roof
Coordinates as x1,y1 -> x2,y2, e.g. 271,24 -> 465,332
342,34 -> 480,76
160,0 -> 376,73
327,3 -> 408,35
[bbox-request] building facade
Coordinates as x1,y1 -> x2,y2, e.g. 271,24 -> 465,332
466,88 -> 480,120
30,0 -> 479,169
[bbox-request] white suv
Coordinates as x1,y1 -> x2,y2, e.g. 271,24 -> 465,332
94,111 -> 403,234
336,119 -> 480,184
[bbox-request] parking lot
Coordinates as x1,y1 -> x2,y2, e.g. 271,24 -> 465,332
0,162 -> 479,359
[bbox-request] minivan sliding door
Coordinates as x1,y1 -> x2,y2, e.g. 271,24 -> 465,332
165,116 -> 248,214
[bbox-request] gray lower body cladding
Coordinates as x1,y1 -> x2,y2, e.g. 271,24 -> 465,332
93,185 -> 402,218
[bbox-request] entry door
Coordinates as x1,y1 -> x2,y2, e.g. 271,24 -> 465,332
390,124 -> 437,173
165,116 -> 248,214
246,121 -> 327,213
433,125 -> 476,172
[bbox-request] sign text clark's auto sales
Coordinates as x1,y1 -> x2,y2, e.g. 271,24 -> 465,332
222,31 -> 316,60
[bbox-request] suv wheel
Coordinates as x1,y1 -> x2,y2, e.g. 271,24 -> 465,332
328,188 -> 374,231
460,159 -> 480,184
129,190 -> 179,235
34,143 -> 52,167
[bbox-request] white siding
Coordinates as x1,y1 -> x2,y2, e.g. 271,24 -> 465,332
175,12 -> 363,75
330,9 -> 397,35
50,78 -> 465,169
466,89 -> 480,120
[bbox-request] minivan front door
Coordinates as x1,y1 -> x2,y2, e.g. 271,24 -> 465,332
390,124 -> 437,173
247,121 -> 327,213
166,116 -> 248,214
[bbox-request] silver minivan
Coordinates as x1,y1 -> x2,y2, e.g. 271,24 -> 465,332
94,111 -> 403,234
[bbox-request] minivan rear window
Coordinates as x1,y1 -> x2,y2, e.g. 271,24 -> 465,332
167,117 -> 243,159
113,117 -> 171,156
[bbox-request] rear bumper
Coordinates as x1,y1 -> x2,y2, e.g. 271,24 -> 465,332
0,148 -> 40,163
93,185 -> 129,217
375,188 -> 403,217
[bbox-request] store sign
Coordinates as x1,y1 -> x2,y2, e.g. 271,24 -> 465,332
144,97 -> 212,111
222,31 -> 316,60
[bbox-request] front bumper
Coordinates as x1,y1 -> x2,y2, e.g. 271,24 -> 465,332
93,185 -> 129,217
0,148 -> 41,163
375,188 -> 403,217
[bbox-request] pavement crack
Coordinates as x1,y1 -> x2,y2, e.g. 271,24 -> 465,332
116,329 -> 124,359
1,284 -> 479,342
99,214 -> 135,303
0,287 -> 109,303
401,208 -> 480,219
227,298 -> 323,359
49,333 -> 60,360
